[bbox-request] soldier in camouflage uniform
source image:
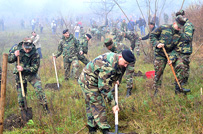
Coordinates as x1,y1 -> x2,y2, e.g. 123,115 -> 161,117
112,28 -> 123,43
123,31 -> 140,56
78,50 -> 135,134
104,38 -> 136,97
8,38 -> 49,112
79,26 -> 85,38
78,34 -> 92,65
53,29 -> 81,80
150,16 -> 190,95
169,11 -> 195,92
120,19 -> 128,32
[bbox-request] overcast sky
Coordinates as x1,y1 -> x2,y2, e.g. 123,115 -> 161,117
0,0 -> 200,21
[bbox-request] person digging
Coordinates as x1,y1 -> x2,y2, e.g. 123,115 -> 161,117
78,49 -> 135,134
104,38 -> 136,97
8,38 -> 49,123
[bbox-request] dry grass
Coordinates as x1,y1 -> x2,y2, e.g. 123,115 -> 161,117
1,5 -> 203,133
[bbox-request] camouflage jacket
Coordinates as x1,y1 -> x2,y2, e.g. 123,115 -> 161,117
124,31 -> 140,50
55,34 -> 80,61
120,22 -> 127,32
169,19 -> 195,62
79,52 -> 123,106
112,30 -> 123,43
142,26 -> 156,40
109,42 -> 130,54
79,35 -> 89,54
175,19 -> 195,54
8,42 -> 40,78
150,24 -> 182,58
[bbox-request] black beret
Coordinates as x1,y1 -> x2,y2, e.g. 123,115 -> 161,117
122,49 -> 135,63
63,29 -> 69,34
104,38 -> 113,47
86,34 -> 92,39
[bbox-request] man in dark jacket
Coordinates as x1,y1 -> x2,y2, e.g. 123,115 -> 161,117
139,22 -> 156,41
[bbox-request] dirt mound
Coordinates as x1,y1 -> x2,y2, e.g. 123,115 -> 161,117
4,114 -> 24,131
45,83 -> 62,90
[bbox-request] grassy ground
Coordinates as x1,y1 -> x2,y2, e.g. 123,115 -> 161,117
0,27 -> 203,134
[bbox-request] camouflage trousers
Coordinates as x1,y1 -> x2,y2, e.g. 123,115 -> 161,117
154,58 -> 167,89
131,40 -> 140,56
78,79 -> 111,129
64,59 -> 79,80
173,53 -> 190,84
125,62 -> 135,89
78,54 -> 89,65
15,74 -> 47,108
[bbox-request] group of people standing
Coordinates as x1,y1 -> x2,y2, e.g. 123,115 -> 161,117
0,9 -> 194,134
78,10 -> 194,134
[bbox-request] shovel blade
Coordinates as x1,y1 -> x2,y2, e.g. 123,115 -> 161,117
21,107 -> 33,123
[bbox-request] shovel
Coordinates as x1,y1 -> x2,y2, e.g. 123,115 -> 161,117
162,47 -> 190,93
52,53 -> 60,89
109,84 -> 125,134
17,56 -> 33,123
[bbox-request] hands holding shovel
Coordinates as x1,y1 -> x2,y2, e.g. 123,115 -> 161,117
112,105 -> 119,114
157,43 -> 190,94
17,54 -> 33,124
112,81 -> 120,114
15,50 -> 24,72
108,84 -> 125,134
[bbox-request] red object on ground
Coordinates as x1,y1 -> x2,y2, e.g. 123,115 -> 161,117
145,71 -> 155,79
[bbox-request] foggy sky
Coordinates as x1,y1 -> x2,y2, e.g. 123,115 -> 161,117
0,0 -> 199,21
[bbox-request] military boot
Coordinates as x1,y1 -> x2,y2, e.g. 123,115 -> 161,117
88,126 -> 97,134
126,88 -> 132,97
102,128 -> 109,134
175,83 -> 191,95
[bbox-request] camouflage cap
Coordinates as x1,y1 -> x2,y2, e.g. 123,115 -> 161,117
23,38 -> 34,49
175,10 -> 185,17
175,15 -> 186,28
104,38 -> 113,47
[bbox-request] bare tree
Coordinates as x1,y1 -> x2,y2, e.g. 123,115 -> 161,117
88,0 -> 125,25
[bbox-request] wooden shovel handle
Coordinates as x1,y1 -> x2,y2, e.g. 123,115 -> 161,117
17,56 -> 25,97
162,47 -> 183,92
